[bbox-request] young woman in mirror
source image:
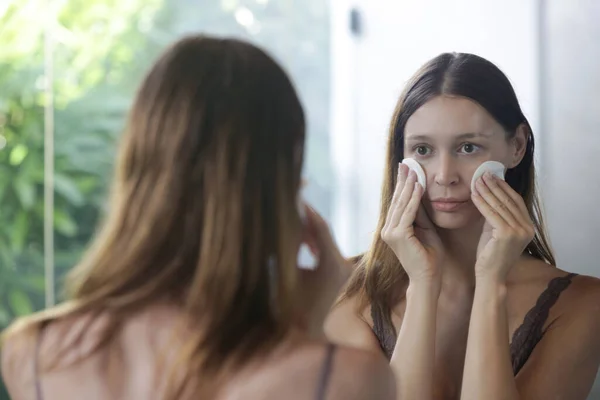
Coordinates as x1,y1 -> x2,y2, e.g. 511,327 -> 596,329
326,53 -> 600,400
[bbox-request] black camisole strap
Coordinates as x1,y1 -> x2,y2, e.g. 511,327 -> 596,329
370,272 -> 579,374
371,304 -> 395,360
510,272 -> 578,374
315,343 -> 336,400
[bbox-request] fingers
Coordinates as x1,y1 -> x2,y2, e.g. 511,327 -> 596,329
399,182 -> 423,230
471,182 -> 510,229
415,201 -> 435,230
388,167 -> 417,229
304,204 -> 330,244
304,204 -> 341,259
385,163 -> 409,227
491,176 -> 531,220
473,175 -> 519,229
397,162 -> 408,189
472,173 -> 532,230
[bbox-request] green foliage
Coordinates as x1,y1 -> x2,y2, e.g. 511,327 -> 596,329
0,0 -> 164,336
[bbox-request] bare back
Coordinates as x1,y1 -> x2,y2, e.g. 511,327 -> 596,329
1,303 -> 395,400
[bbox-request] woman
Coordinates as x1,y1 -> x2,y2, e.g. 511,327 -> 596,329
326,52 -> 600,400
1,36 -> 395,399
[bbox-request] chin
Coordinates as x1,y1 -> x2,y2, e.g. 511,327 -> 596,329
425,204 -> 481,230
429,213 -> 470,229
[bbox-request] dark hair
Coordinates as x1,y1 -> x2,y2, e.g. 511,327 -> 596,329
341,52 -> 555,312
3,35 -> 306,398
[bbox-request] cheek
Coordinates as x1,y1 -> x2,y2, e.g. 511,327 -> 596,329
453,159 -> 488,188
487,142 -> 514,164
465,163 -> 488,188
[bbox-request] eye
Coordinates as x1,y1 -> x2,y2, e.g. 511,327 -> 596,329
459,143 -> 480,154
415,146 -> 431,156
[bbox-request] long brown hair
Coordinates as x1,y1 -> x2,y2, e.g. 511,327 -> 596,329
2,35 -> 306,396
341,52 -> 555,316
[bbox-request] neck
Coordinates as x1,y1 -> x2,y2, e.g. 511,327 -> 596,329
436,218 -> 485,286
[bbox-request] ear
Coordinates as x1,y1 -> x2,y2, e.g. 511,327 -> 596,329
507,123 -> 528,168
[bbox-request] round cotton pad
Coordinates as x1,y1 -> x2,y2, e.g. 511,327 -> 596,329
402,158 -> 427,190
471,161 -> 505,192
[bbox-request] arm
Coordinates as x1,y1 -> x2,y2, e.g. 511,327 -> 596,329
391,282 -> 440,400
514,285 -> 600,400
379,164 -> 443,400
325,298 -> 383,354
460,278 -> 518,400
461,278 -> 600,400
461,172 -> 533,400
465,174 -> 600,400
327,165 -> 444,399
327,286 -> 440,400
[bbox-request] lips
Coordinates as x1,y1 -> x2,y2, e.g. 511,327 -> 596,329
430,199 -> 468,212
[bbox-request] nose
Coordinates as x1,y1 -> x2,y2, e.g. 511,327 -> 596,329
433,154 -> 459,187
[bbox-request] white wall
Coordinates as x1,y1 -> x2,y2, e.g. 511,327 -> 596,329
331,0 -> 539,256
544,0 -> 600,280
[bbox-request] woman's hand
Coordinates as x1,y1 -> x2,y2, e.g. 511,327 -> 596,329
297,204 -> 351,338
383,164 -> 443,400
472,172 -> 535,282
381,163 -> 444,285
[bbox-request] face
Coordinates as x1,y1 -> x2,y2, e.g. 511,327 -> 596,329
403,95 -> 527,230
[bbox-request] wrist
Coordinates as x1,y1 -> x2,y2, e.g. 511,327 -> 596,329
475,276 -> 508,299
407,279 -> 442,299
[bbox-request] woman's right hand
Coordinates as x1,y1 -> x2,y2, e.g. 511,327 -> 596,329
297,204 -> 351,339
381,163 -> 444,285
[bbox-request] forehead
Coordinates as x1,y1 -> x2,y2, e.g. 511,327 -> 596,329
405,95 -> 503,139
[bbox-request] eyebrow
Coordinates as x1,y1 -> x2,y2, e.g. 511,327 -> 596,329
405,132 -> 493,141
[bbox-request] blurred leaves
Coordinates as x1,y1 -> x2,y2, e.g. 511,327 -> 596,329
0,0 -> 164,338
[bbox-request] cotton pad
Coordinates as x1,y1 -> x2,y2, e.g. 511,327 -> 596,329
402,158 -> 427,190
470,161 -> 505,192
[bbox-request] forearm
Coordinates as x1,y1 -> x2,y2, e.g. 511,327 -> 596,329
391,281 -> 440,400
461,278 -> 519,400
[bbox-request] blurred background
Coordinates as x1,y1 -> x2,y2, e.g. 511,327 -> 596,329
0,0 -> 598,398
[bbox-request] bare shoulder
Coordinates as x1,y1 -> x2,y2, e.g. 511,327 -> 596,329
2,314 -> 42,365
1,315 -> 43,398
512,259 -> 600,322
324,295 -> 381,353
509,264 -> 600,398
557,271 -> 600,318
2,306 -> 114,373
250,341 -> 393,399
328,346 -> 396,399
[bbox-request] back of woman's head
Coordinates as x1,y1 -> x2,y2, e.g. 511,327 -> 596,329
59,35 -> 306,386
343,52 -> 554,308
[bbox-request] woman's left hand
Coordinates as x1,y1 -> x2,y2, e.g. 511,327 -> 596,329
472,172 -> 535,282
